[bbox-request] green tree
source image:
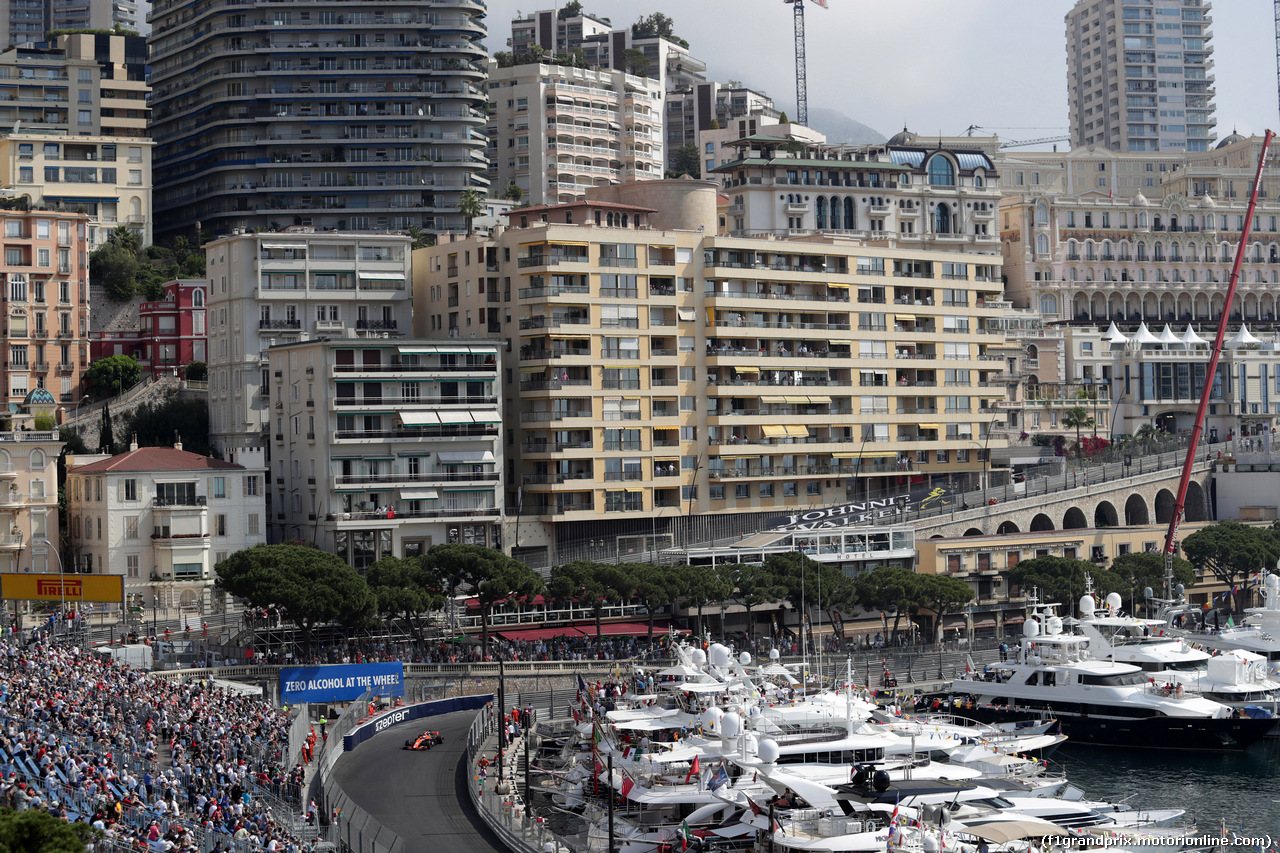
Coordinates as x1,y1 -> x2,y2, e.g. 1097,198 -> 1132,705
558,0 -> 583,18
778,111 -> 790,124
424,544 -> 541,653
680,562 -> 734,637
215,544 -> 376,648
405,226 -> 436,250
668,143 -> 700,178
630,563 -> 684,646
547,560 -> 625,652
1008,556 -> 1125,613
90,239 -> 140,301
124,397 -> 212,457
503,181 -> 524,202
366,555 -> 443,643
913,574 -> 976,643
98,403 -> 115,455
1109,551 -> 1196,611
456,188 -> 484,235
855,566 -> 919,640
1062,406 -> 1095,466
0,806 -> 101,851
184,360 -> 208,381
729,563 -> 786,645
622,48 -> 651,77
84,354 -> 141,399
1183,522 -> 1280,613
631,13 -> 684,46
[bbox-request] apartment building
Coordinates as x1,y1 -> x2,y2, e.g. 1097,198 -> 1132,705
0,33 -> 147,136
147,0 -> 489,241
505,8 -> 706,174
416,179 -> 1009,566
0,134 -> 152,248
698,115 -> 824,180
91,278 -> 206,377
1066,0 -> 1215,152
0,209 -> 89,410
709,127 -> 1001,254
204,231 -> 413,454
66,441 -> 266,609
50,0 -> 143,36
670,82 -> 780,172
265,339 -> 503,564
0,429 -> 61,576
486,61 -> 664,206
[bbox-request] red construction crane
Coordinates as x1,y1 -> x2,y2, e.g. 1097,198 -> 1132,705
1162,130 -> 1274,593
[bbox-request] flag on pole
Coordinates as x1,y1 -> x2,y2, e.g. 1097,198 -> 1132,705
577,673 -> 589,703
680,820 -> 691,851
620,773 -> 634,800
745,794 -> 763,817
707,763 -> 729,791
684,755 -> 700,784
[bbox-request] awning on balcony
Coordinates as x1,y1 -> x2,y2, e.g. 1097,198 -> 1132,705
260,243 -> 304,250
437,413 -> 473,425
734,366 -> 760,374
831,452 -> 861,459
716,453 -> 759,459
400,489 -> 439,500
677,308 -> 696,322
895,314 -> 916,322
357,272 -> 406,281
434,345 -> 481,354
783,396 -> 809,404
398,345 -> 437,354
857,451 -> 898,458
399,411 -> 440,426
918,423 -> 941,430
761,425 -> 787,437
518,366 -> 543,374
436,450 -> 495,464
826,282 -> 849,289
470,411 -> 503,424
806,395 -> 832,403
783,425 -> 809,437
760,396 -> 788,404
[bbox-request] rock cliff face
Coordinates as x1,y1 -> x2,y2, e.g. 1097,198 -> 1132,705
805,108 -> 886,145
89,284 -> 142,335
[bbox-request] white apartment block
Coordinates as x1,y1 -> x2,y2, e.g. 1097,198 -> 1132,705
486,61 -> 664,206
204,230 -> 413,453
66,441 -> 266,610
0,430 -> 62,575
1066,0 -> 1215,152
266,339 -> 503,566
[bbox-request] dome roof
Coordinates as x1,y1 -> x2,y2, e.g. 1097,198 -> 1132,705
1199,193 -> 1217,208
887,125 -> 915,146
1216,130 -> 1246,149
22,387 -> 55,407
1133,191 -> 1150,206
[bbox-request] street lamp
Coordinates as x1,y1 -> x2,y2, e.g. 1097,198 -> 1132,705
39,539 -> 65,636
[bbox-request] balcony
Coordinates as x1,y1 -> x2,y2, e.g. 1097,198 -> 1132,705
355,319 -> 399,331
154,496 -> 207,508
259,319 -> 302,330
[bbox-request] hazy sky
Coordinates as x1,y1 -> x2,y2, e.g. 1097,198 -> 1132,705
481,0 -> 1277,147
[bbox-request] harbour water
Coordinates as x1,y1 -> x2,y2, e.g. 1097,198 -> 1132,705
1059,741 -> 1280,844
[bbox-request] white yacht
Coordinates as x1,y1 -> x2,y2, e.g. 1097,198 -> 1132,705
1155,572 -> 1280,673
943,603 -> 1275,750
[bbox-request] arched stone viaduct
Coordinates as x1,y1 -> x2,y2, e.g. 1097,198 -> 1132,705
913,460 -> 1213,541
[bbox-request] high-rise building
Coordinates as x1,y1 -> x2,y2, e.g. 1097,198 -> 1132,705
265,338 -> 504,561
485,61 -> 664,206
417,180 -> 1010,568
203,231 -> 413,454
50,0 -> 142,36
147,0 -> 489,241
1066,0 -> 1216,153
669,82 -> 780,172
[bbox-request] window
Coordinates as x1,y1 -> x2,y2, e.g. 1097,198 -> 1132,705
125,555 -> 139,578
125,516 -> 138,539
927,156 -> 955,186
244,475 -> 260,496
216,514 -> 227,536
248,513 -> 260,536
123,479 -> 137,501
213,476 -> 226,499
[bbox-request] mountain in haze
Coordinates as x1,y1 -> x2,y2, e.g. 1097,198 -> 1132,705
805,107 -> 886,145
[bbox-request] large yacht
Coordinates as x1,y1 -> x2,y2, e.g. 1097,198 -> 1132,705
942,602 -> 1275,749
1155,572 -> 1280,672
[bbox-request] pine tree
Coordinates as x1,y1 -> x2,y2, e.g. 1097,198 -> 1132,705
99,403 -> 115,456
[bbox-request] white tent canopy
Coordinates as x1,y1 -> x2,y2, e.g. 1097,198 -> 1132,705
1227,325 -> 1262,348
1131,322 -> 1161,345
1181,325 -> 1208,347
1102,321 -> 1129,344
1157,324 -> 1181,345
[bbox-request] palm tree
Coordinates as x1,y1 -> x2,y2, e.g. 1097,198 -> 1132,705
456,188 -> 484,236
1063,405 -> 1095,468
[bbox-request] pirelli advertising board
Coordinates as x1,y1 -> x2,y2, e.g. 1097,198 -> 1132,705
0,573 -> 124,604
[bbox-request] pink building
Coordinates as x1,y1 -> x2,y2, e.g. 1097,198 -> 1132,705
92,279 -> 207,377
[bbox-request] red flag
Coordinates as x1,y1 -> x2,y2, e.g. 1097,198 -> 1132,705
620,775 -> 634,799
745,794 -> 763,817
594,757 -> 604,777
684,755 -> 700,784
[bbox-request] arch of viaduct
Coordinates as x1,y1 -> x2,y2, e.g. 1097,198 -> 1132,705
913,463 -> 1213,541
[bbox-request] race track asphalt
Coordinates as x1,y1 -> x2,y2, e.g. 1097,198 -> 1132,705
331,709 -> 510,853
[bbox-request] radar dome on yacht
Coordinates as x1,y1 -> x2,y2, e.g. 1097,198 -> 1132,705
702,707 -> 724,730
721,712 -> 742,739
1106,592 -> 1123,612
1175,583 -> 1185,597
924,835 -> 941,853
1267,574 -> 1280,595
739,652 -> 751,666
709,644 -> 731,667
1079,595 -> 1096,616
1143,587 -> 1154,600
757,738 -> 779,764
769,648 -> 780,661
872,770 -> 891,792
1046,615 -> 1063,636
1024,618 -> 1041,637
691,648 -> 707,665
